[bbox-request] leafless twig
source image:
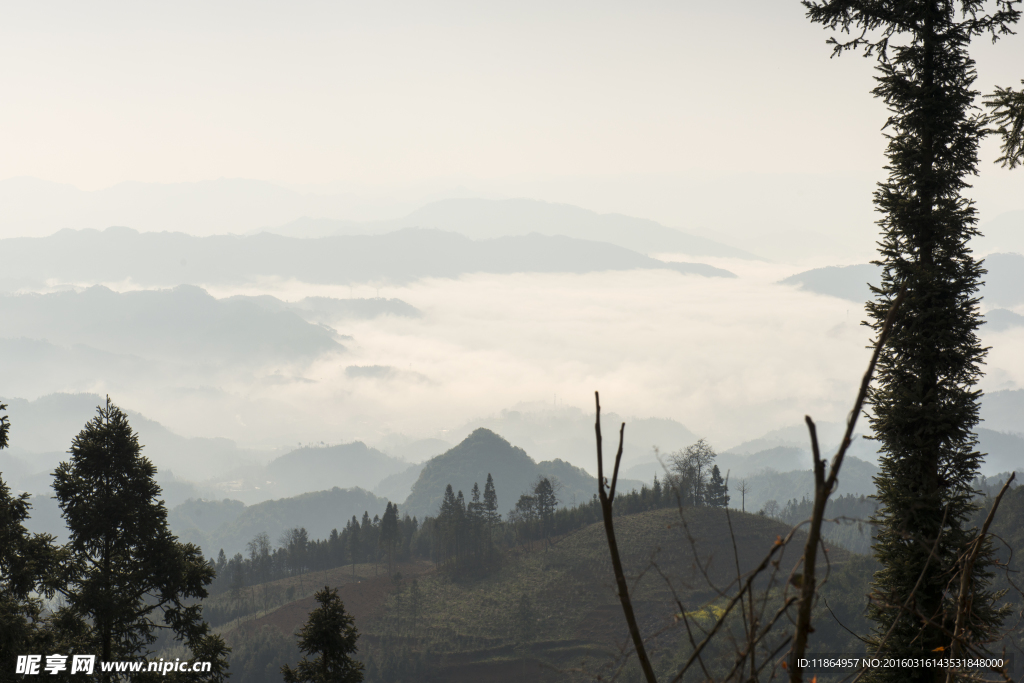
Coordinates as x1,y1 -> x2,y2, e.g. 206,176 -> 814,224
789,287 -> 906,682
596,391 -> 659,683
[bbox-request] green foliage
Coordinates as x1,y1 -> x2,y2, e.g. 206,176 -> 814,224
360,505 -> 834,681
534,477 -> 557,536
706,465 -> 729,508
52,397 -> 228,681
804,0 -> 1022,676
281,586 -> 364,683
984,79 -> 1024,169
379,503 -> 399,575
1,402 -> 67,683
0,402 -> 8,449
483,473 -> 500,526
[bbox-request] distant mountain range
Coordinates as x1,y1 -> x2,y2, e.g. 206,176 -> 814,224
0,178 -> 758,260
0,176 -> 358,238
170,488 -> 390,558
268,198 -> 762,260
170,427 -> 644,556
779,253 -> 1024,313
0,287 -> 424,403
263,443 -> 409,500
10,392 -> 1022,557
0,393 -> 258,491
0,226 -> 734,293
0,286 -> 348,364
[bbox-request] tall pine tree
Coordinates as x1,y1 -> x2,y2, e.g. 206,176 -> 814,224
52,397 -> 228,682
804,2 -> 1021,677
379,503 -> 400,575
348,516 -> 360,576
706,465 -> 729,508
482,473 -> 500,526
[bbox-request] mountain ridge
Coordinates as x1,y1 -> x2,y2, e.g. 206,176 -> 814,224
267,197 -> 762,260
0,227 -> 734,292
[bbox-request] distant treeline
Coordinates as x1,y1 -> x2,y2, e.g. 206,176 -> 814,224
205,444 -> 733,622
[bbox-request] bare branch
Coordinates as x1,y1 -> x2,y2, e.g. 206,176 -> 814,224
790,287 -> 906,682
595,391 -> 658,683
667,526 -> 804,683
950,472 -> 1017,663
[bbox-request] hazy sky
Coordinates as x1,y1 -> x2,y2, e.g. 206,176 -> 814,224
2,1 -> 1021,240
2,2 -> 1023,474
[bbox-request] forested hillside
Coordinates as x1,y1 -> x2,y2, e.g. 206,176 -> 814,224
400,428 -> 641,519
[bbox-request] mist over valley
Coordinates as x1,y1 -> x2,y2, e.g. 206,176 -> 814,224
3,4 -> 1023,675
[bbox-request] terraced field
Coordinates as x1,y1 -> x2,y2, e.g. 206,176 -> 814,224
212,506 -> 861,681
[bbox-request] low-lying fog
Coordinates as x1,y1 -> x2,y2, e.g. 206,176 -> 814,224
5,251 -> 1022,486
194,259 -> 871,452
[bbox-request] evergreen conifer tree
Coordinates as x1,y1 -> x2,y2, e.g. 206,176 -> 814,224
533,478 -> 558,538
436,485 -> 459,567
706,465 -> 729,508
51,397 -> 228,682
804,2 -> 1022,677
469,482 -> 482,515
348,517 -> 360,576
483,473 -> 500,526
379,503 -> 400,575
281,586 -> 363,683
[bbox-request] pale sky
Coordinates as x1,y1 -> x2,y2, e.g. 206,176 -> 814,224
2,0 -> 1021,236
2,1 -> 1023,463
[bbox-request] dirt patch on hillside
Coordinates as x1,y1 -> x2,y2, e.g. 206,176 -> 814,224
228,561 -> 434,639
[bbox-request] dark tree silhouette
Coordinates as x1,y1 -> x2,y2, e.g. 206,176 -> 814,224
379,502 -> 399,575
803,1 -> 1022,678
482,473 -> 500,526
533,477 -> 558,538
1,403 -> 65,682
706,465 -> 730,508
52,397 -> 228,682
281,585 -> 364,683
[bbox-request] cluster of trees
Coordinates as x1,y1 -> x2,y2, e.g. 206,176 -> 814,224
206,439 -> 735,605
0,398 -> 228,682
423,444 -> 733,576
666,439 -> 730,508
207,512 -> 421,601
507,476 -> 559,547
429,475 -> 501,575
